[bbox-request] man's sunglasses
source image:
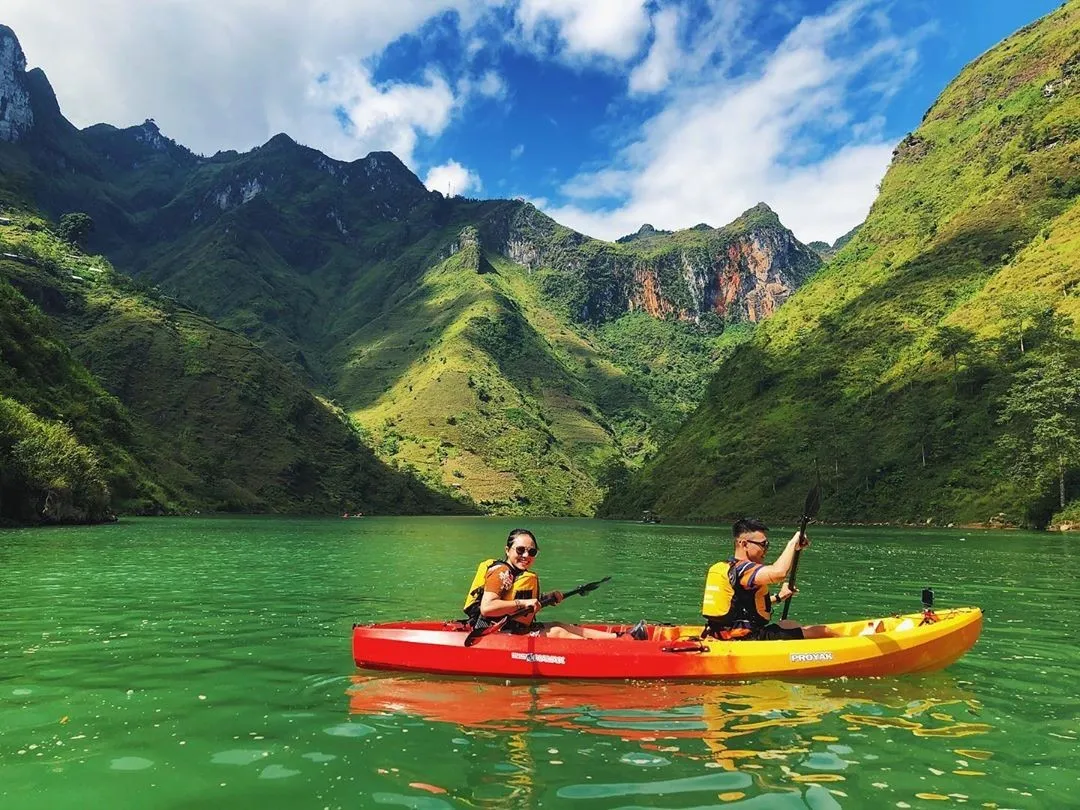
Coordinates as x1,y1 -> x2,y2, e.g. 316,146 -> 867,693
512,546 -> 539,557
745,539 -> 770,550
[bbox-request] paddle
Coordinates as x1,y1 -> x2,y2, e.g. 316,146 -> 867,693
463,576 -> 611,647
780,483 -> 821,621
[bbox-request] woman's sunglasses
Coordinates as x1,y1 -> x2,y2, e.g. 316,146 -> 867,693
512,546 -> 538,557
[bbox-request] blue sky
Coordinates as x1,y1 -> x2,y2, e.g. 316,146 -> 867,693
3,0 -> 1062,242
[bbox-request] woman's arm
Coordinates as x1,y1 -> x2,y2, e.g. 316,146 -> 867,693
479,589 -> 541,617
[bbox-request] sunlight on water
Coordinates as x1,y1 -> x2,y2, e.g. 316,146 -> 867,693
1,516 -> 1077,808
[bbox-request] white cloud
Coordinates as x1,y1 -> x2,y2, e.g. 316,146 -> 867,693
425,160 -> 482,196
545,0 -> 912,244
515,0 -> 651,61
1,0 -> 928,245
306,64 -> 456,165
475,69 -> 508,98
0,0 -> 488,161
628,7 -> 681,95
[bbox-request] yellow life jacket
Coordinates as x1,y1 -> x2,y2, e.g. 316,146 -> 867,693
462,558 -> 540,626
701,559 -> 772,632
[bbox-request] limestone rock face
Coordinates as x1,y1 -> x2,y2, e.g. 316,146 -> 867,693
628,225 -> 816,323
0,25 -> 34,142
492,202 -> 819,326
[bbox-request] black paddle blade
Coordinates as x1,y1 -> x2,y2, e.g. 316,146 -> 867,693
803,483 -> 822,521
463,618 -> 505,647
576,575 -> 612,596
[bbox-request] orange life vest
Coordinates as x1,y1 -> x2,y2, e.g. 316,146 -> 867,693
462,559 -> 539,627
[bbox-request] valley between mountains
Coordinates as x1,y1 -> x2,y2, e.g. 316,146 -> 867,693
2,3 -> 1079,528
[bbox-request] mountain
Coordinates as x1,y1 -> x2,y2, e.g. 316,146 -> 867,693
1,24 -> 462,523
0,203 -> 464,523
807,224 -> 862,261
0,22 -> 823,516
616,223 -> 674,242
602,2 -> 1080,528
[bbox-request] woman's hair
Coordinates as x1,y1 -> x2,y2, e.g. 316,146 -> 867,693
506,528 -> 538,549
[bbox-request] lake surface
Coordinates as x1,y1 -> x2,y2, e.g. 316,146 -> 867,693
1,516 -> 1077,809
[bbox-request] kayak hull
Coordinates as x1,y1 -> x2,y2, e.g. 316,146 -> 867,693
352,608 -> 982,680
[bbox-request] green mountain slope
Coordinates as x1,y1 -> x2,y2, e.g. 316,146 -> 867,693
0,251 -> 162,524
332,224 -> 754,514
0,204 -> 463,521
0,23 -> 820,515
329,196 -> 823,513
603,2 -> 1080,528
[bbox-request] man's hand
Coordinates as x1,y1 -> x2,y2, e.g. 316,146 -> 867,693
549,590 -> 564,605
792,530 -> 810,550
778,582 -> 798,601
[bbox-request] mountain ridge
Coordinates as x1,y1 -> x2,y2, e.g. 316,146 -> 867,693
0,21 -> 822,517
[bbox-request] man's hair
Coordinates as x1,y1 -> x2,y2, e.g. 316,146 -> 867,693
732,517 -> 769,540
506,528 -> 537,548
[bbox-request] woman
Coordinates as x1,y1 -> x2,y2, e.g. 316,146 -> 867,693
463,529 -> 644,640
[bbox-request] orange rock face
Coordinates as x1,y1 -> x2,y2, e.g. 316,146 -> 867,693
625,230 -> 810,325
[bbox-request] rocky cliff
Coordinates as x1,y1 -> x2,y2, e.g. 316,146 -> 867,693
481,200 -> 819,327
627,206 -> 819,323
0,25 -> 33,142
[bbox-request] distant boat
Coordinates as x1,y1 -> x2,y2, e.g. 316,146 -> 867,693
639,510 -> 659,524
342,512 -> 365,518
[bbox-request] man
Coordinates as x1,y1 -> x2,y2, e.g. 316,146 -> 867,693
701,517 -> 835,640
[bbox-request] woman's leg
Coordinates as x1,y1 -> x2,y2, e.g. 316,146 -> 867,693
540,622 -> 619,640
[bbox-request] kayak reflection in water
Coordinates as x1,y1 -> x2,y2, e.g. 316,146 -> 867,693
462,529 -> 645,640
701,517 -> 838,641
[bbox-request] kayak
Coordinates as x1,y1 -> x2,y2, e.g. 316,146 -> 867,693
351,608 -> 982,680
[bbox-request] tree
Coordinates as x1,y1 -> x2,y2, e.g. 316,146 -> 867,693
58,212 -> 94,247
997,350 -> 1080,511
929,325 -> 975,390
997,293 -> 1050,354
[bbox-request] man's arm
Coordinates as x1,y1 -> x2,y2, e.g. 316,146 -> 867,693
753,531 -> 809,585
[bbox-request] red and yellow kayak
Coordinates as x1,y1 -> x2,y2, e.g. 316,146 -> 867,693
351,608 -> 982,680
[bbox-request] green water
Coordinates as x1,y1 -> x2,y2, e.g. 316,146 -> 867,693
2,516 -> 1077,809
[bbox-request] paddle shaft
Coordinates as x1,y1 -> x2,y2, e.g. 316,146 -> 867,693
780,515 -> 810,621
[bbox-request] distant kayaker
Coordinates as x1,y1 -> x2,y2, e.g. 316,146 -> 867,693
701,518 -> 836,641
463,529 -> 646,640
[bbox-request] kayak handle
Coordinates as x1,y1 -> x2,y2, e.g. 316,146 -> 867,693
660,641 -> 708,653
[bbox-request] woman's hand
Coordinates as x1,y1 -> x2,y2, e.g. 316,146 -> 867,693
516,598 -> 542,614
